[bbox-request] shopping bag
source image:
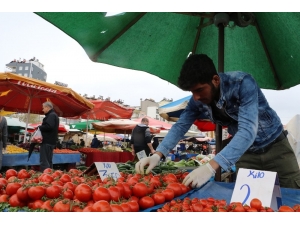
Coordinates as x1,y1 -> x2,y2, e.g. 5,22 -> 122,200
31,127 -> 43,143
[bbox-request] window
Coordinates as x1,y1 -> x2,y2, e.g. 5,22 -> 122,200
19,66 -> 23,70
24,73 -> 28,77
25,66 -> 29,70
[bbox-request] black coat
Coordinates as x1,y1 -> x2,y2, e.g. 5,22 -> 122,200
39,109 -> 59,145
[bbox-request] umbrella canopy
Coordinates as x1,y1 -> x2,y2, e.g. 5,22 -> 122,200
69,120 -> 100,130
71,100 -> 134,120
158,95 -> 224,131
36,12 -> 300,91
0,72 -> 94,117
133,116 -> 173,130
92,119 -> 160,134
5,117 -> 34,134
29,122 -> 69,133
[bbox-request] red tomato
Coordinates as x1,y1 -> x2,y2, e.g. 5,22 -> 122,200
129,195 -> 139,203
63,182 -> 77,193
59,174 -> 72,183
120,202 -> 131,212
28,186 -> 46,200
115,183 -> 125,197
51,180 -> 64,187
17,169 -> 31,179
0,194 -> 9,203
5,169 -> 18,180
179,183 -> 189,194
39,174 -> 54,184
152,193 -> 165,205
46,185 -> 62,199
83,206 -> 93,212
43,168 -> 53,174
40,200 -> 53,212
92,200 -> 112,212
161,189 -> 175,201
132,182 -> 148,198
16,187 -> 30,202
278,205 -> 294,212
53,200 -> 71,212
63,189 -> 74,200
9,194 -> 26,207
250,198 -> 262,210
74,184 -> 92,202
0,178 -> 8,188
121,183 -> 132,199
126,177 -> 139,186
93,187 -> 111,202
127,200 -> 139,212
150,177 -> 162,188
110,204 -> 124,212
163,173 -> 177,183
6,183 -> 22,196
139,196 -> 155,209
108,186 -> 121,202
166,183 -> 183,197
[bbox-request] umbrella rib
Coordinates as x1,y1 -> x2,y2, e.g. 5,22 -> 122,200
254,20 -> 282,90
192,17 -> 204,54
91,12 -> 147,62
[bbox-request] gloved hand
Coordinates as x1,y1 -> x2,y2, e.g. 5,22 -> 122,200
135,154 -> 161,174
182,163 -> 216,188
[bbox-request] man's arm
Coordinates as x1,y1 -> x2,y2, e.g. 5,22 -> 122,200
39,114 -> 56,132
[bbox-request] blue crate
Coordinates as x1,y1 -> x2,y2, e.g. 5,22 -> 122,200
167,153 -> 175,161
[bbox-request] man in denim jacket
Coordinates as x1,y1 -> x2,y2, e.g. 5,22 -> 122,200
136,54 -> 300,189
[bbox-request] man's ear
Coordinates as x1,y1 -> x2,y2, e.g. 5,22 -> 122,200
212,75 -> 220,87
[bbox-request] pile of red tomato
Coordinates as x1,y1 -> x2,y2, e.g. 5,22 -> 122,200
157,197 -> 300,212
0,168 -> 191,212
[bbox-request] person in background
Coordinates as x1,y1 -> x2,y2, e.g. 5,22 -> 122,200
135,53 -> 300,189
130,117 -> 156,158
80,138 -> 85,147
152,137 -> 159,150
91,135 -> 100,148
0,116 -> 8,171
39,101 -> 59,172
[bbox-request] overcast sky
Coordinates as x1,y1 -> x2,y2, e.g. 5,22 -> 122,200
1,10 -> 299,125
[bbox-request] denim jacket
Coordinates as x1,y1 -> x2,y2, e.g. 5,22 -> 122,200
156,71 -> 283,171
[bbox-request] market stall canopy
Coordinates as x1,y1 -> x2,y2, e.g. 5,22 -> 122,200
92,119 -> 160,134
0,72 -> 94,117
5,117 -> 34,133
70,100 -> 134,120
69,120 -> 100,130
133,116 -> 173,130
36,12 -> 300,91
159,95 -> 224,132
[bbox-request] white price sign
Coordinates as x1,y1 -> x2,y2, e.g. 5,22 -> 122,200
94,162 -> 121,181
136,150 -> 147,160
230,168 -> 282,210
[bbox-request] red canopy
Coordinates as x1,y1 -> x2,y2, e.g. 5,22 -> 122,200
71,100 -> 134,120
133,116 -> 172,130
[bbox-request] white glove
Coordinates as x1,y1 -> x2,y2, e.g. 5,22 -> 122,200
135,154 -> 161,174
182,163 -> 216,188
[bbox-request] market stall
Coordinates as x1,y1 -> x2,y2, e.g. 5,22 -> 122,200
80,150 -> 133,166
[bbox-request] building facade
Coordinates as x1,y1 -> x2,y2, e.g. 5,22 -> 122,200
6,58 -> 47,81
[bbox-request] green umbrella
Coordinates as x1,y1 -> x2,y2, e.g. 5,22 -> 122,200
69,120 -> 100,130
6,117 -> 34,134
35,12 -> 300,181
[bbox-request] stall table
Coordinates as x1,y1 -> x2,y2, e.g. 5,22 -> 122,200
81,151 -> 134,167
2,153 -> 80,167
141,181 -> 300,212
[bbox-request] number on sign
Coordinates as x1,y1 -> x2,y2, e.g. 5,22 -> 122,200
103,163 -> 111,169
240,184 -> 251,205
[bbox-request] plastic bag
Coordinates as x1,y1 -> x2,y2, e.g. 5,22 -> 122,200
31,127 -> 43,143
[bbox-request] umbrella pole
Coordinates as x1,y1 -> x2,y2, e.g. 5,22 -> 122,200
85,116 -> 89,147
24,97 -> 32,143
214,14 -> 227,182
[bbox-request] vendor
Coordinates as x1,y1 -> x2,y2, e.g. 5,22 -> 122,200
135,53 -> 300,189
79,138 -> 85,147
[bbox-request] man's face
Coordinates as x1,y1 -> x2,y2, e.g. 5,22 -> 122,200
189,75 -> 220,105
42,105 -> 50,114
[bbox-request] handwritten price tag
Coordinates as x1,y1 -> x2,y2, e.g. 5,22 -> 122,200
94,162 -> 121,181
230,168 -> 282,210
136,150 -> 147,160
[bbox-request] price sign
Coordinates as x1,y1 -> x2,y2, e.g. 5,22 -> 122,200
94,162 -> 121,181
230,168 -> 282,210
136,150 -> 147,160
